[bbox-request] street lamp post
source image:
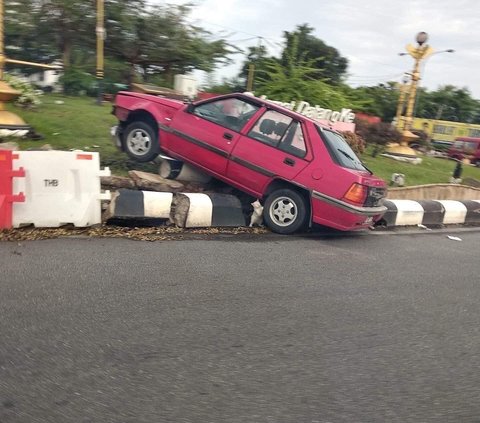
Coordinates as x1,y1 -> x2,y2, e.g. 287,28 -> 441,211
394,74 -> 410,131
387,32 -> 434,157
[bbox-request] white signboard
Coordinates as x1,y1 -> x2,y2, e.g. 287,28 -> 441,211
259,96 -> 355,124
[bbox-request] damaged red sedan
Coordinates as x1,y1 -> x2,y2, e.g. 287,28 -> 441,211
112,92 -> 387,234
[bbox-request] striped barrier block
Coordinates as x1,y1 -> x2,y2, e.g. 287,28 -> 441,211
105,189 -> 173,222
435,200 -> 467,225
382,199 -> 480,227
106,190 -> 246,228
383,199 -> 424,226
464,200 -> 480,224
171,193 -> 246,228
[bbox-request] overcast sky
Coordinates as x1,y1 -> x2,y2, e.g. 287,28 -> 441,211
157,0 -> 479,98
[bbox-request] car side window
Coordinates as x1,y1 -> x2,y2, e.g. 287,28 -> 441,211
279,122 -> 307,157
248,110 -> 307,158
248,110 -> 292,147
193,98 -> 259,132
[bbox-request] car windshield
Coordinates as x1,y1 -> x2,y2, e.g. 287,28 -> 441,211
317,126 -> 368,172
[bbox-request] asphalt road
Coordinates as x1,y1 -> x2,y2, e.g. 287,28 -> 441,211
1,230 -> 480,423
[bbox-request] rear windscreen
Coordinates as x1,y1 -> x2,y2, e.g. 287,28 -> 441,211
317,127 -> 368,172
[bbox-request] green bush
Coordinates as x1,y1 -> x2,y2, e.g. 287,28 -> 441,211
4,73 -> 43,108
341,131 -> 366,155
60,68 -> 96,96
356,120 -> 402,157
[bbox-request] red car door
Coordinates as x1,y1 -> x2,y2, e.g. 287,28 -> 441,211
227,110 -> 311,196
166,97 -> 259,176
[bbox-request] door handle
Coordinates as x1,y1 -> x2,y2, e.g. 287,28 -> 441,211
284,157 -> 295,166
223,132 -> 233,141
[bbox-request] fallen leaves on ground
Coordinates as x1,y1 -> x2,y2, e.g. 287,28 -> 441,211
0,225 -> 269,242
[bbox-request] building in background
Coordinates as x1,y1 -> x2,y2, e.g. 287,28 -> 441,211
27,60 -> 63,92
173,74 -> 198,99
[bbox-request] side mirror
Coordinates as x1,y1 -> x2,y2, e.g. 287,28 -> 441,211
186,103 -> 195,114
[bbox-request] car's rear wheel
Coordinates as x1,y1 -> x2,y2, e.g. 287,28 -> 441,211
263,188 -> 309,234
123,121 -> 159,162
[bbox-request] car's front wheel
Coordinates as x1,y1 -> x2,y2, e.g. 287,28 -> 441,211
122,121 -> 159,162
263,188 -> 309,234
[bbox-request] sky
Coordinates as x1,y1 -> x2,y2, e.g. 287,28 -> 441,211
155,0 -> 480,98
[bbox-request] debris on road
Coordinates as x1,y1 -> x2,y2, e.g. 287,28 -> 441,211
447,235 -> 462,241
0,225 -> 268,242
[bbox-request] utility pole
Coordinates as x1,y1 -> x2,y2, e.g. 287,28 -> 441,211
246,64 -> 255,92
96,0 -> 105,105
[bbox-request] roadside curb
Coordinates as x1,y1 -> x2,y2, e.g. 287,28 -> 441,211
106,190 -> 480,230
382,199 -> 480,227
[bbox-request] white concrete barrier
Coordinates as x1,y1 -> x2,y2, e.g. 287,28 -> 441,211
159,159 -> 211,183
388,200 -> 424,226
106,189 -> 173,222
12,151 -> 110,227
435,200 -> 467,225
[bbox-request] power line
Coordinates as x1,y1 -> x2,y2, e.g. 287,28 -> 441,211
348,73 -> 404,81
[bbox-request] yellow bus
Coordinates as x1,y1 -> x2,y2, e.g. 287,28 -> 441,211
412,118 -> 480,148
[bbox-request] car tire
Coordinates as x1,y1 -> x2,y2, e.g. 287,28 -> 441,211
263,188 -> 309,234
122,121 -> 159,162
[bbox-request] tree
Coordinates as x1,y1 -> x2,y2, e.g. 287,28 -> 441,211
4,1 -> 234,88
4,0 -> 58,68
356,121 -> 402,157
105,3 -> 235,86
281,24 -> 348,84
238,44 -> 270,89
415,85 -> 480,123
34,0 -> 97,68
348,82 -> 399,122
254,36 -> 358,110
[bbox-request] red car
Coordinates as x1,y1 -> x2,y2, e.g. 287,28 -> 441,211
447,137 -> 480,165
112,92 -> 387,234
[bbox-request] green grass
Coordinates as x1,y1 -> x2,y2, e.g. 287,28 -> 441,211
5,94 -> 156,175
361,149 -> 480,186
4,94 -> 480,185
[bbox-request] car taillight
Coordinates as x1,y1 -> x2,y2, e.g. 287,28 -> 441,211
343,183 -> 368,205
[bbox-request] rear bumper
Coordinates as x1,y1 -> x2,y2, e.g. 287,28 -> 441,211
311,190 -> 387,230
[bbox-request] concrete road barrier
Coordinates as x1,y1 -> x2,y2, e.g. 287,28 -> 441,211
171,193 -> 246,228
105,189 -> 173,222
106,190 -> 480,231
382,199 -> 480,227
106,189 -> 246,228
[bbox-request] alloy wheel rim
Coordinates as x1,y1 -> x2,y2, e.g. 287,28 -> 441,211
269,196 -> 298,227
128,129 -> 151,155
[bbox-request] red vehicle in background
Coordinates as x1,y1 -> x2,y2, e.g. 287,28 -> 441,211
112,92 -> 387,234
447,137 -> 480,165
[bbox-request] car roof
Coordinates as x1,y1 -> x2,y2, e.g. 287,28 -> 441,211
202,92 -> 336,132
